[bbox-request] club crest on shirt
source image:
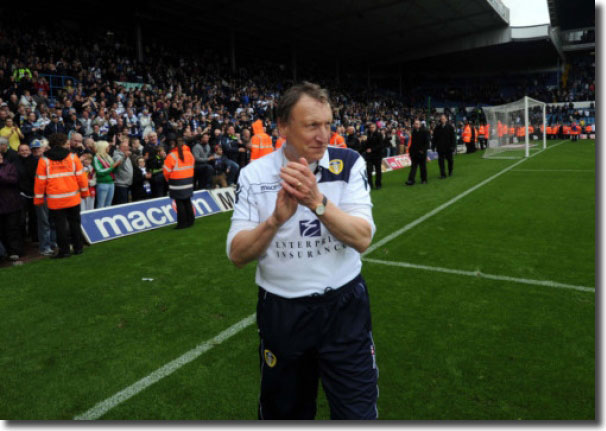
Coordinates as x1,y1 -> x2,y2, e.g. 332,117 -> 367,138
329,159 -> 343,175
264,349 -> 277,368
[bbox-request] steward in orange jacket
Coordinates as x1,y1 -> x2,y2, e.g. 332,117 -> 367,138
329,131 -> 347,148
163,137 -> 195,229
250,119 -> 273,162
478,124 -> 488,150
34,133 -> 89,258
569,123 -> 581,141
462,123 -> 475,153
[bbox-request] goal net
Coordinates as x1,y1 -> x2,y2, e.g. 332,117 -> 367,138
482,96 -> 547,159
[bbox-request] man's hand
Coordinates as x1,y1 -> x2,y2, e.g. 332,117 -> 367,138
279,158 -> 323,210
269,187 -> 298,227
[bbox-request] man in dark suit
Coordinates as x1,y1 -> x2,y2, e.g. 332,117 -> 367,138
431,114 -> 456,178
405,120 -> 430,185
363,123 -> 384,189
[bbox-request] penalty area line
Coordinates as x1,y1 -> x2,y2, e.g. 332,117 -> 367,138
363,258 -> 594,293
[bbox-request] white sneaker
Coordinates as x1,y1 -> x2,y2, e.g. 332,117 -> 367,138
41,250 -> 54,257
9,254 -> 19,261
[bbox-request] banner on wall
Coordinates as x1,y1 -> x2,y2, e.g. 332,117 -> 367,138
81,189 -> 224,244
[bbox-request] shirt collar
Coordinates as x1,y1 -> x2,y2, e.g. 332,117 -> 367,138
279,142 -> 330,173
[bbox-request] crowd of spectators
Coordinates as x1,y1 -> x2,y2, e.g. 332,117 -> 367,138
0,16 -> 596,262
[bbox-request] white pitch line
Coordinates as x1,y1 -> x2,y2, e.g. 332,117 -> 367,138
74,141 -> 567,420
362,141 -> 566,257
363,258 -> 594,293
74,314 -> 256,420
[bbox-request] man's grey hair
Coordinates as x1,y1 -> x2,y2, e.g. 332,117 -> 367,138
276,82 -> 331,125
0,137 -> 8,146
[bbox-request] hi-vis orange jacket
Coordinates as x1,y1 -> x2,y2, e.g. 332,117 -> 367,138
34,150 -> 89,209
479,125 -> 487,138
329,132 -> 347,148
462,125 -> 472,143
163,146 -> 195,199
275,137 -> 286,150
516,126 -> 526,138
250,119 -> 273,161
585,125 -> 593,134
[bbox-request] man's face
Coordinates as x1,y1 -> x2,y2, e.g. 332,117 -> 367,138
29,113 -> 36,122
369,124 -> 376,133
227,126 -> 235,136
414,120 -> 421,130
5,118 -> 13,128
201,134 -> 210,144
120,142 -> 129,153
440,115 -> 447,125
70,135 -> 83,148
279,94 -> 332,162
148,133 -> 157,144
18,144 -> 31,157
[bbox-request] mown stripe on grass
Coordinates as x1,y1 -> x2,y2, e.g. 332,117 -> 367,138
362,141 -> 566,258
363,258 -> 594,293
74,314 -> 256,420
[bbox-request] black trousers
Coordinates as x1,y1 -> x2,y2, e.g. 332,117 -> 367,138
257,274 -> 378,420
114,185 -> 130,205
0,209 -> 23,256
49,204 -> 82,255
437,151 -> 454,177
408,155 -> 427,183
21,196 -> 38,242
151,173 -> 166,198
175,198 -> 195,228
366,157 -> 382,188
479,138 -> 487,150
194,164 -> 214,190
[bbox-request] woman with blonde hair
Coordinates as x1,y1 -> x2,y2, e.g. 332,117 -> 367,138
92,140 -> 122,208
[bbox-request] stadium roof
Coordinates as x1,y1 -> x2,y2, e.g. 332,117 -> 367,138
547,0 -> 595,30
131,0 -> 512,64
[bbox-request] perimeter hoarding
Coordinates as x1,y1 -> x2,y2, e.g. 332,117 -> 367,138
80,189 -> 224,244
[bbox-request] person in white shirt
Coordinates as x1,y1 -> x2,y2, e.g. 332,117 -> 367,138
226,82 -> 378,420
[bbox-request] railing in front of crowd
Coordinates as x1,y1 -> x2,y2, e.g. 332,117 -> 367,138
39,74 -> 80,103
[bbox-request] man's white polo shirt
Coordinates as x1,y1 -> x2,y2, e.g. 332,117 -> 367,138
226,144 -> 375,298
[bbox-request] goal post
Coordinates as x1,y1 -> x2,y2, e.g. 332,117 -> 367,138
482,96 -> 547,159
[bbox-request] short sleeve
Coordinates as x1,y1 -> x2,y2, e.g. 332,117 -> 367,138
339,156 -> 376,236
226,168 -> 260,259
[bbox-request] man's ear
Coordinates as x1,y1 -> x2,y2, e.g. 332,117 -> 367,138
277,120 -> 287,139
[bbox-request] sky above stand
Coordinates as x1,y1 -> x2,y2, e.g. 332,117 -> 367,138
500,0 -> 550,26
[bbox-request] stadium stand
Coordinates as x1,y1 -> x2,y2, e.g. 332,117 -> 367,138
0,0 -> 595,262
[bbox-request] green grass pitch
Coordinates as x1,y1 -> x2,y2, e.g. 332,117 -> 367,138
0,139 -> 594,420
